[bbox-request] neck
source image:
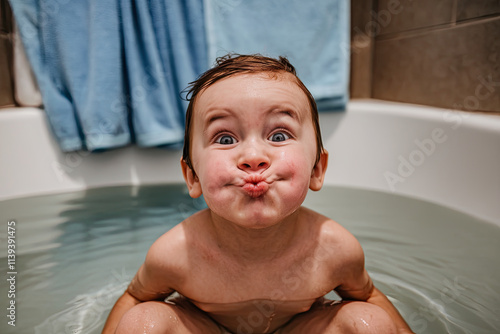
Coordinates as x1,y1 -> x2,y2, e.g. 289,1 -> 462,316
208,209 -> 301,263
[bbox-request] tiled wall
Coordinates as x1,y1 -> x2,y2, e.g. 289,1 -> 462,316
351,0 -> 500,113
350,0 -> 376,98
0,0 -> 15,108
2,1 -> 499,112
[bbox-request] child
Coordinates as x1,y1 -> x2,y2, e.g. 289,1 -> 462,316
103,54 -> 414,334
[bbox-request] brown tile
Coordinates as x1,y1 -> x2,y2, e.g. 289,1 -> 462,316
377,0 -> 454,35
372,18 -> 500,113
0,0 -> 13,34
351,0 -> 375,35
350,39 -> 373,98
351,0 -> 375,98
457,0 -> 500,21
0,34 -> 15,108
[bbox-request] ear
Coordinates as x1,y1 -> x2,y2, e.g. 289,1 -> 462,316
309,149 -> 328,191
180,158 -> 203,198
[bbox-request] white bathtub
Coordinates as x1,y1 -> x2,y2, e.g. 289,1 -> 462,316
1,100 -> 499,226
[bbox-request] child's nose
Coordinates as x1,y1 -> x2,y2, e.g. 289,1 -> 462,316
237,145 -> 270,173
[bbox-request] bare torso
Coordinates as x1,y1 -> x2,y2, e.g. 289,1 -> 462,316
128,207 -> 365,333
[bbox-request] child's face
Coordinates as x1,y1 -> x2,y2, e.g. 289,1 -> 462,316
182,73 -> 327,229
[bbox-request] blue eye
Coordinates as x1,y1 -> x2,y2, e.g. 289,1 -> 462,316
269,132 -> 290,142
216,135 -> 236,145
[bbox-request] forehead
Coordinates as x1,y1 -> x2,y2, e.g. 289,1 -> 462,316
193,72 -> 312,119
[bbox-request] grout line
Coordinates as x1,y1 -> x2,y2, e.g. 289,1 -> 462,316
455,12 -> 500,24
374,14 -> 500,42
451,0 -> 458,26
375,22 -> 455,41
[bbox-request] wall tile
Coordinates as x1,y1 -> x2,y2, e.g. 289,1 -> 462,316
0,34 -> 15,108
350,39 -> 373,98
0,0 -> 13,34
377,0 -> 454,35
351,0 -> 374,36
457,0 -> 500,21
372,18 -> 500,113
351,0 -> 375,97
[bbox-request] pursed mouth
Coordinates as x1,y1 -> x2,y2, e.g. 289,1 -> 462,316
241,175 -> 269,198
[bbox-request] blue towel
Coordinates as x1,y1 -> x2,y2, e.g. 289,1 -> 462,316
9,0 -> 207,152
204,0 -> 350,111
10,0 -> 348,152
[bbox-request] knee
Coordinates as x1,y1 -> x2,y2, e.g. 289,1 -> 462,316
334,301 -> 398,334
115,301 -> 181,334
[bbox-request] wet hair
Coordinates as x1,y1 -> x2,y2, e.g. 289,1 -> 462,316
182,54 -> 324,173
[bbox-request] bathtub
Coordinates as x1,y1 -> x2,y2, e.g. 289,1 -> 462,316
1,100 -> 499,226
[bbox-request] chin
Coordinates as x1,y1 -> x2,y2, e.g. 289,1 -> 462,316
242,206 -> 299,227
237,218 -> 282,230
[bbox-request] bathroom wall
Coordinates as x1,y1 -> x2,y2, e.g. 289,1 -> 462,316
1,1 -> 499,113
351,0 -> 500,113
350,0 -> 376,98
0,0 -> 14,108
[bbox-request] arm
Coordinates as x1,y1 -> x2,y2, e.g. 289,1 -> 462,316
101,262 -> 175,334
337,274 -> 413,334
101,290 -> 141,334
365,285 -> 414,334
335,235 -> 414,334
102,230 -> 181,334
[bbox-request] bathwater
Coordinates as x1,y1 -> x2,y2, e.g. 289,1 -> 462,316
0,184 -> 499,334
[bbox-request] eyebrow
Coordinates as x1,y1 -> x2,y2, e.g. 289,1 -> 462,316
203,105 -> 301,128
274,108 -> 300,121
204,109 -> 234,127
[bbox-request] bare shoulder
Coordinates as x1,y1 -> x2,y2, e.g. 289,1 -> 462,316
146,209 -> 210,269
147,219 -> 188,263
301,207 -> 360,242
129,209 -> 210,300
296,207 -> 368,293
304,211 -> 374,299
300,207 -> 364,264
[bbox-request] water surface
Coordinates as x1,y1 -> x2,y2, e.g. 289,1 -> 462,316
0,184 -> 498,333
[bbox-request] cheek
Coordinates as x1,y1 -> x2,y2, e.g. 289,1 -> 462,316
198,155 -> 233,192
277,153 -> 311,208
280,149 -> 313,173
278,150 -> 314,188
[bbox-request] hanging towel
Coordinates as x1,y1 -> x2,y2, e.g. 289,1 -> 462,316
120,0 -> 207,148
204,0 -> 350,111
9,0 -> 207,152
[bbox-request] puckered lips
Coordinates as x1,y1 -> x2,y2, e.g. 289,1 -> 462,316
242,175 -> 269,198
